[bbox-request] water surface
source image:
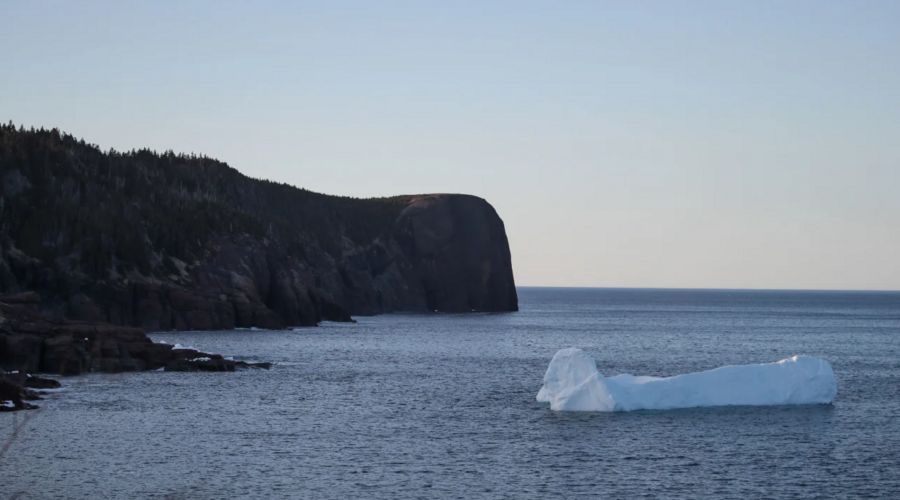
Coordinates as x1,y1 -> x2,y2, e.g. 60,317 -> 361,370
3,288 -> 899,498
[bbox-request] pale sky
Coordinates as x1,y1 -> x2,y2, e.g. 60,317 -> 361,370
2,1 -> 898,290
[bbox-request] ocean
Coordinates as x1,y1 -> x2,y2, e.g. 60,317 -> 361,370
3,287 -> 899,499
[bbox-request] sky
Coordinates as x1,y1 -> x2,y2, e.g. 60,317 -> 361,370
2,1 -> 898,290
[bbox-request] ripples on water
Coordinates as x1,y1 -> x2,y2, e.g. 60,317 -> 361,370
3,288 -> 900,499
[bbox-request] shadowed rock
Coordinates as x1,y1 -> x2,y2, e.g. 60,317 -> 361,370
394,195 -> 518,313
0,126 -> 518,330
0,302 -> 269,377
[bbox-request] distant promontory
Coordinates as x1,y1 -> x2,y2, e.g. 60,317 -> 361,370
0,124 -> 518,330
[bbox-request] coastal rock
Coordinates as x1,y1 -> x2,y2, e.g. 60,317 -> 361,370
165,356 -> 235,372
24,374 -> 61,389
41,336 -> 91,375
0,126 -> 518,330
0,377 -> 38,411
394,195 -> 519,313
0,291 -> 40,307
0,302 -> 260,377
0,302 -> 274,411
0,333 -> 43,373
137,343 -> 182,370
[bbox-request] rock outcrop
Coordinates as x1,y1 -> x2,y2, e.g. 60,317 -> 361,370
0,125 -> 518,330
394,195 -> 518,312
0,372 -> 60,411
0,301 -> 270,411
0,302 -> 267,376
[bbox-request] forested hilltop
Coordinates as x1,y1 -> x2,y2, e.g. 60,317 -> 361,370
0,123 -> 518,330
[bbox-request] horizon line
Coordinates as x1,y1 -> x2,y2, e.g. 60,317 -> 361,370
515,286 -> 900,293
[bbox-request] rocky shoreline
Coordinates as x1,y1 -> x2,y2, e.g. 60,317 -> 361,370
0,371 -> 61,412
0,299 -> 270,412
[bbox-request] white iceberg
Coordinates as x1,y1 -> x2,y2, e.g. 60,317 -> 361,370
537,348 -> 837,412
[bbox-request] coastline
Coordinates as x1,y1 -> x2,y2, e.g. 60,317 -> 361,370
0,300 -> 270,412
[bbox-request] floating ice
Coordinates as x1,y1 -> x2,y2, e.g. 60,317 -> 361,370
537,348 -> 837,412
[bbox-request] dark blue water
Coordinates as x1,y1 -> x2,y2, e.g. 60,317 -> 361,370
3,288 -> 900,499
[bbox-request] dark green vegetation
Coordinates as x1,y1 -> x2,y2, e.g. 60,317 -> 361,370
0,122 -> 407,278
0,123 -> 518,330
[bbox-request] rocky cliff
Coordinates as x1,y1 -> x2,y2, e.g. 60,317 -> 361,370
0,124 -> 517,330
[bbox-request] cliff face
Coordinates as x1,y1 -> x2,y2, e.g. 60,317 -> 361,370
395,195 -> 518,313
0,124 -> 517,329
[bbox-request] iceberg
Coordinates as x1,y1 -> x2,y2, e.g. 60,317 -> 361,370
537,348 -> 837,412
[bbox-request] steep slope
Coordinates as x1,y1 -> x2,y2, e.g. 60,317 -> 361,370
0,124 -> 517,330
